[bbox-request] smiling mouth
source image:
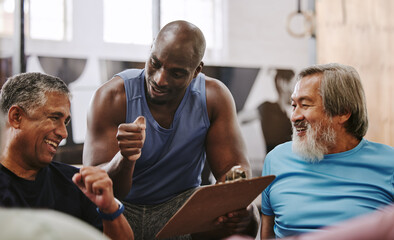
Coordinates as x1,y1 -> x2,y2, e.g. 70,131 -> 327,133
148,79 -> 168,94
293,122 -> 309,135
150,84 -> 170,97
152,85 -> 166,93
44,139 -> 59,152
295,126 -> 307,132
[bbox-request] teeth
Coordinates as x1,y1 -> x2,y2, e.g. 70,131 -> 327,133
154,87 -> 164,93
45,139 -> 58,148
151,84 -> 166,93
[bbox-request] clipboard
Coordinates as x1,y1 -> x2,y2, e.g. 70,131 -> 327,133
156,175 -> 275,239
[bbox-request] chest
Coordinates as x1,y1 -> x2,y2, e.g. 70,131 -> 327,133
150,107 -> 176,129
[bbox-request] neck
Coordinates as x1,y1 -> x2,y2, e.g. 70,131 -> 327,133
1,155 -> 40,181
327,134 -> 361,154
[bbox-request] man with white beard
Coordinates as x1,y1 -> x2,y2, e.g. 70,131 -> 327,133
259,63 -> 394,239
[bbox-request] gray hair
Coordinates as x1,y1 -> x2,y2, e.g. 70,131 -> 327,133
0,109 -> 4,146
0,72 -> 70,115
297,63 -> 368,140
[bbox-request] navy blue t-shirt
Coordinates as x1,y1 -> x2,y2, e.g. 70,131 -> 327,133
0,162 -> 102,231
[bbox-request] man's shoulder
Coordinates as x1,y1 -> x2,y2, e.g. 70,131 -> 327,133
367,139 -> 394,149
270,141 -> 292,153
264,142 -> 293,164
204,75 -> 235,106
116,68 -> 144,81
97,68 -> 143,95
362,139 -> 394,154
92,74 -> 127,112
48,162 -> 79,179
0,171 -> 18,206
204,75 -> 222,88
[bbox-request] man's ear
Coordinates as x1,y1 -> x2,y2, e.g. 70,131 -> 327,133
338,112 -> 351,124
8,106 -> 24,129
193,61 -> 204,78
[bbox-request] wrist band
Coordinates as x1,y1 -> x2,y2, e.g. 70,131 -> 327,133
96,198 -> 124,221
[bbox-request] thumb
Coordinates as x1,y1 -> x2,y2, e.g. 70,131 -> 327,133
72,173 -> 85,191
134,116 -> 146,129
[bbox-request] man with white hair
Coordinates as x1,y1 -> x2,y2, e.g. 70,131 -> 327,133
260,63 -> 394,238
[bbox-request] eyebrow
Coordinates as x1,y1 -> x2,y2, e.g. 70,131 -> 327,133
51,112 -> 71,124
291,96 -> 314,102
151,55 -> 161,64
151,55 -> 189,75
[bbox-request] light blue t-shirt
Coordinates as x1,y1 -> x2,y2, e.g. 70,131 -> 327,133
261,139 -> 394,238
116,69 -> 210,205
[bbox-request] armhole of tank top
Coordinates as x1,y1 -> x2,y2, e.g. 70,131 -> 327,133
122,78 -> 132,123
200,74 -> 210,128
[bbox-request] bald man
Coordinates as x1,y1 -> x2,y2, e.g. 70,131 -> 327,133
83,20 -> 259,239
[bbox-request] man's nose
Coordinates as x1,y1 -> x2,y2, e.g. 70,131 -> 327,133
154,69 -> 169,87
291,106 -> 304,123
55,123 -> 68,140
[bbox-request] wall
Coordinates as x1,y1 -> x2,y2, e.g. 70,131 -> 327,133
223,0 -> 313,175
0,0 -> 314,169
316,0 -> 394,147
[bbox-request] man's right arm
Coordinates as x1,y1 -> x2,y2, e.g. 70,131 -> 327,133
83,76 -> 145,199
260,214 -> 275,239
72,166 -> 134,240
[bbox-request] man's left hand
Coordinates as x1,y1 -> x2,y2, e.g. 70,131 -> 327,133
215,204 -> 255,235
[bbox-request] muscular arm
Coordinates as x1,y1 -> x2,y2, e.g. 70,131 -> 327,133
204,77 -> 251,181
260,214 -> 275,239
196,77 -> 257,238
83,77 -> 144,199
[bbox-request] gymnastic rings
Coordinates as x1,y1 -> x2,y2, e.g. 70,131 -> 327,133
286,10 -> 315,38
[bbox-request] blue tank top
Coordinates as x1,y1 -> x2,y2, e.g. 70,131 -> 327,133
116,69 -> 210,205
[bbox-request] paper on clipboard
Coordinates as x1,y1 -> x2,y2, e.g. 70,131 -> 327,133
156,175 -> 275,239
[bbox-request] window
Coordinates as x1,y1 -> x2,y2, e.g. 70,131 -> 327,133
161,0 -> 222,50
103,0 -> 152,45
102,0 -> 222,49
29,0 -> 72,41
0,0 -> 16,37
0,0 -> 71,40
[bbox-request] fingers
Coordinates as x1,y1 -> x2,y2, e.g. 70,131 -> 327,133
72,173 -> 83,188
117,116 -> 146,161
134,116 -> 146,130
215,208 -> 251,234
217,208 -> 249,223
73,166 -> 115,210
82,169 -> 108,194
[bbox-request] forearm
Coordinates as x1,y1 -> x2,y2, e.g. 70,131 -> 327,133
103,215 -> 134,240
261,228 -> 275,239
245,203 -> 260,237
101,152 -> 136,199
260,214 -> 275,239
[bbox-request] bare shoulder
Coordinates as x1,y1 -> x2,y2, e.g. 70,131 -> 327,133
94,76 -> 125,102
89,76 -> 126,126
205,75 -> 235,120
205,75 -> 229,94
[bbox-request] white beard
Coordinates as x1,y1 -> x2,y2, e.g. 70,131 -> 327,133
292,120 -> 336,163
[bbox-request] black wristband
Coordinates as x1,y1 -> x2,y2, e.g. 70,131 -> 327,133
96,198 -> 124,221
